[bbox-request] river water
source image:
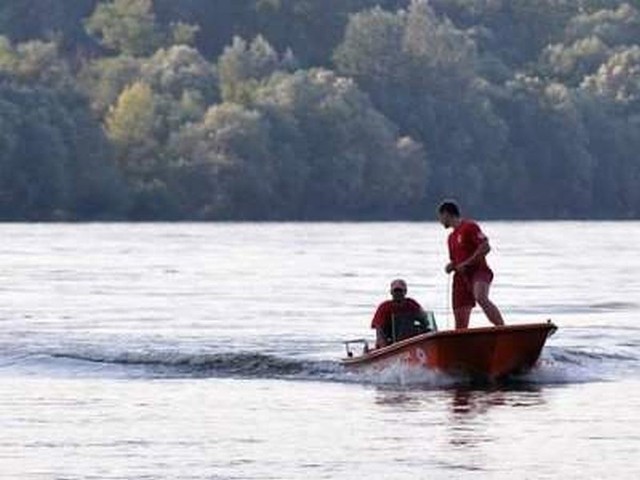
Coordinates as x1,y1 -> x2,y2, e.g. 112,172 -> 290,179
0,222 -> 638,479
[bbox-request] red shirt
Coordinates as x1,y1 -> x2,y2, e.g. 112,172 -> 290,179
371,298 -> 423,329
448,219 -> 490,271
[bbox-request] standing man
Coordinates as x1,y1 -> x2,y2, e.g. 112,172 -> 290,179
437,200 -> 505,329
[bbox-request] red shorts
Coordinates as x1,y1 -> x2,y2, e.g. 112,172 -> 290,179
452,268 -> 494,309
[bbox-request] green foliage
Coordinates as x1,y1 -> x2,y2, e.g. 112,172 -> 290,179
404,0 -> 478,94
141,45 -> 217,104
169,21 -> 200,46
0,0 -> 640,219
333,7 -> 406,83
250,0 -> 388,66
249,68 -> 429,217
106,81 -> 155,138
578,93 -> 640,216
565,3 -> 640,46
218,35 -> 294,103
581,46 -> 640,108
430,0 -> 577,67
0,82 -> 125,220
540,37 -> 611,85
335,1 -> 506,209
85,0 -> 163,56
335,2 -> 479,104
167,103 -> 276,219
0,37 -> 17,70
106,81 -> 158,173
165,67 -> 428,219
78,55 -> 142,114
0,36 -> 72,88
492,76 -> 596,217
139,45 -> 218,134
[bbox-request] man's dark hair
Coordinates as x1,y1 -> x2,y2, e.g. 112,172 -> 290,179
438,200 -> 460,217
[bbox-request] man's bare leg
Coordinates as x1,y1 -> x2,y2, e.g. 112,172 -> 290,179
473,281 -> 504,326
454,306 -> 472,329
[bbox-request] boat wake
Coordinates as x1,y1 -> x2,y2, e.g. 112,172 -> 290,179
41,348 -> 470,387
521,345 -> 640,384
4,340 -> 635,386
45,349 -> 330,379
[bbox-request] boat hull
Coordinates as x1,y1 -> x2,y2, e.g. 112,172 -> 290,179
342,322 -> 557,381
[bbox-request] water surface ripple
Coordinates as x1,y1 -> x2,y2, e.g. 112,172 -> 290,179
0,222 -> 638,479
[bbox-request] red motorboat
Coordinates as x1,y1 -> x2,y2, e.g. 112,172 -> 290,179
342,319 -> 557,382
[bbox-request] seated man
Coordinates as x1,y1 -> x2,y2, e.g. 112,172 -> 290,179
371,279 -> 431,348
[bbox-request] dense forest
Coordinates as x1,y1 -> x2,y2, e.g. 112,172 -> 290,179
0,0 -> 639,220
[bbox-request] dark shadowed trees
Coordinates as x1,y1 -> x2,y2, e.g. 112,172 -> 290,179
0,83 -> 125,220
0,0 -> 639,219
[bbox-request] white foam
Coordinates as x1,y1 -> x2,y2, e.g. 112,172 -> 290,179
333,361 -> 463,387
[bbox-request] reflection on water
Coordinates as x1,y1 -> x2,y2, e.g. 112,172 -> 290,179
446,387 -> 546,451
449,386 -> 545,416
373,385 -> 545,414
367,383 -> 555,477
372,385 -> 548,452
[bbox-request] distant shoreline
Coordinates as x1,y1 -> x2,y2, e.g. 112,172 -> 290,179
0,217 -> 638,224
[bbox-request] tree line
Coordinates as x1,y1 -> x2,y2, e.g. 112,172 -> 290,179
0,0 -> 639,220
